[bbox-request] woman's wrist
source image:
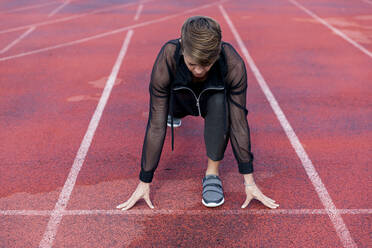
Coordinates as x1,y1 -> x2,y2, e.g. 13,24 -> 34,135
139,180 -> 151,185
243,173 -> 255,186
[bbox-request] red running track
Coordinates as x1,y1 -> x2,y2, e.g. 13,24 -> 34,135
0,0 -> 371,247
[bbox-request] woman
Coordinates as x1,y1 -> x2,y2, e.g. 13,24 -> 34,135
116,16 -> 279,210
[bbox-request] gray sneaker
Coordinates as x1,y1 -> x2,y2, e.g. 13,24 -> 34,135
167,115 -> 182,127
202,174 -> 225,207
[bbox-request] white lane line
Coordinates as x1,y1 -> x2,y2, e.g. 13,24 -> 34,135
1,209 -> 371,216
362,0 -> 372,5
0,210 -> 52,216
0,1 -> 72,55
134,4 -> 144,21
38,3 -> 148,245
0,1 -> 59,14
0,26 -> 35,54
0,0 -> 151,35
219,4 -> 357,248
0,1 -> 224,62
38,30 -> 134,248
289,0 -> 372,59
48,0 -> 71,18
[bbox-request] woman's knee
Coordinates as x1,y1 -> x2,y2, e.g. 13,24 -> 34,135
207,92 -> 224,108
203,92 -> 224,118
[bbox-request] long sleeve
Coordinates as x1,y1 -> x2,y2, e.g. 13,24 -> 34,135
139,42 -> 176,183
224,44 -> 254,174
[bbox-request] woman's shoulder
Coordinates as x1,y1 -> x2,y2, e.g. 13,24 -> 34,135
165,38 -> 180,46
221,41 -> 244,65
160,38 -> 179,54
156,38 -> 181,66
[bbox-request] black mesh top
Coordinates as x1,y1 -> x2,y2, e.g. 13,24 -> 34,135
139,38 -> 254,183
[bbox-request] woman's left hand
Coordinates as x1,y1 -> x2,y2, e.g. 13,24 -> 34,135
241,183 -> 279,209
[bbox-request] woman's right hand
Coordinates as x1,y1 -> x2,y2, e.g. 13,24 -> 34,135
116,181 -> 154,210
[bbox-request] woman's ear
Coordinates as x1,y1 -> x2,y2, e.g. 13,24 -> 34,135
179,39 -> 183,54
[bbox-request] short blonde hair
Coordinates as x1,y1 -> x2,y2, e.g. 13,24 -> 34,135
181,16 -> 222,66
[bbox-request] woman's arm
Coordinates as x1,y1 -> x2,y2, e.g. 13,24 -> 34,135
225,45 -> 254,175
139,42 -> 176,183
225,44 -> 279,209
116,42 -> 176,211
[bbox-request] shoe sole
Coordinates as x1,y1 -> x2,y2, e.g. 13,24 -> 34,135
167,121 -> 181,127
202,197 -> 225,208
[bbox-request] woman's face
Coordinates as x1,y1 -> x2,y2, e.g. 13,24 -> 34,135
183,54 -> 214,79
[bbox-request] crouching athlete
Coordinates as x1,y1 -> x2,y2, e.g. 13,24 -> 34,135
117,16 -> 279,210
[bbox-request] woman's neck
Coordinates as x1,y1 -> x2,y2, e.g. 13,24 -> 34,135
191,73 -> 208,83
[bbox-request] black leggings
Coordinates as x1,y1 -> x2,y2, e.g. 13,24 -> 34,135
173,92 -> 229,161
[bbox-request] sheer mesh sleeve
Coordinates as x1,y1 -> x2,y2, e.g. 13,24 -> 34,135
139,42 -> 176,183
224,43 -> 254,174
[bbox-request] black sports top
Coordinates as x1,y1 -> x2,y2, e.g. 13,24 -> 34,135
139,39 -> 254,183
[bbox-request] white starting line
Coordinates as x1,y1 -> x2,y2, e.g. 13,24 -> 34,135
1,208 -> 371,216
